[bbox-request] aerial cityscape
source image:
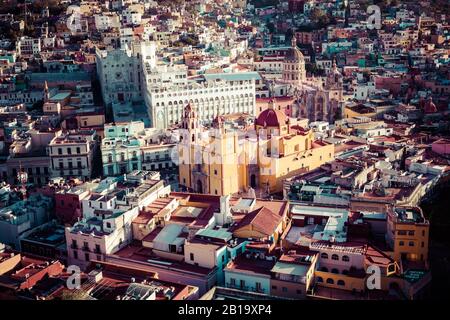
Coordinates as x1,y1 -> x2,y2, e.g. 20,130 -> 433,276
0,0 -> 449,302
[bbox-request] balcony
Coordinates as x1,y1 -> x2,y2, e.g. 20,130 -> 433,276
57,166 -> 87,170
226,283 -> 249,291
82,246 -> 90,252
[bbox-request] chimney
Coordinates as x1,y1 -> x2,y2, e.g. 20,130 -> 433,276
216,195 -> 232,226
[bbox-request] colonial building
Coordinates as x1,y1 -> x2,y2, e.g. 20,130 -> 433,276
48,130 -> 98,180
178,102 -> 334,195
145,72 -> 259,129
101,121 -> 176,176
96,41 -> 157,107
282,38 -> 306,85
262,39 -> 345,123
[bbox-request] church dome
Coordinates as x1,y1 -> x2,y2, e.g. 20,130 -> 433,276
285,37 -> 304,63
256,108 -> 287,128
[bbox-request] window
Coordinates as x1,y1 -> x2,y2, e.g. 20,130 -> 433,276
317,277 -> 323,283
95,244 -> 101,253
282,287 -> 288,292
331,268 -> 339,274
190,253 -> 194,261
320,267 -> 328,272
58,148 -> 62,155
73,250 -> 78,259
421,242 -> 424,248
326,278 -> 334,284
409,241 -> 414,247
399,241 -> 405,246
307,217 -> 314,225
240,280 -> 245,289
106,222 -> 111,228
321,253 -> 328,259
67,148 -> 72,155
230,278 -> 236,287
85,253 -> 90,261
342,255 -> 350,262
337,280 -> 345,286
332,254 -> 339,261
71,240 -> 77,248
256,282 -> 262,292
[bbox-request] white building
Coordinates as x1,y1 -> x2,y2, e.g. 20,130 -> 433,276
96,41 -> 157,106
65,172 -> 170,270
145,72 -> 260,129
94,13 -> 121,31
48,130 -> 97,179
16,37 -> 41,56
121,9 -> 142,25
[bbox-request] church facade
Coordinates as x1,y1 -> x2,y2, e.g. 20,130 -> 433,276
178,102 -> 335,196
268,38 -> 345,123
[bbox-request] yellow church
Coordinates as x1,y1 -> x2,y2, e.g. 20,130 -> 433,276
178,101 -> 334,196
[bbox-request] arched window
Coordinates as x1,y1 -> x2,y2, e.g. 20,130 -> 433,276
342,270 -> 349,275
317,277 -> 323,283
332,254 -> 339,261
326,278 -> 334,284
321,253 -> 328,259
320,267 -> 328,272
337,280 -> 345,286
331,268 -> 339,274
342,255 -> 350,262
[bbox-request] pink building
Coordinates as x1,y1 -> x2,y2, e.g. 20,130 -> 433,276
432,139 -> 450,157
55,187 -> 90,225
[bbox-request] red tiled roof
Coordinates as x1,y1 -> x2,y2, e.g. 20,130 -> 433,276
231,207 -> 282,237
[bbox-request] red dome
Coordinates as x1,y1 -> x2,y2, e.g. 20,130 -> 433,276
255,108 -> 287,128
424,98 -> 437,114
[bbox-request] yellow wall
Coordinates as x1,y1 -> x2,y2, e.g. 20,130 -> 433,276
344,107 -> 376,119
391,222 -> 429,262
260,142 -> 334,192
179,125 -> 334,195
315,271 -> 366,292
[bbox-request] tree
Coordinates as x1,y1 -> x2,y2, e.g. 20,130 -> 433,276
266,21 -> 275,33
